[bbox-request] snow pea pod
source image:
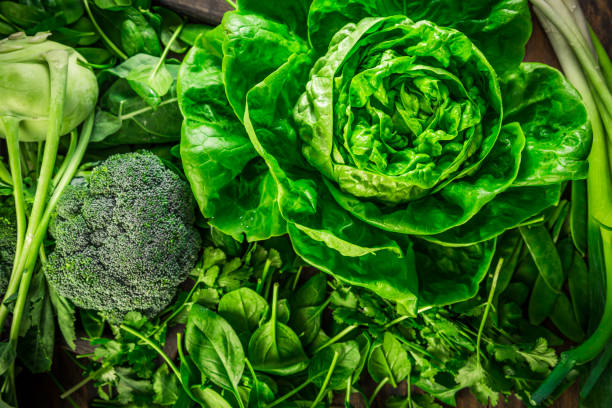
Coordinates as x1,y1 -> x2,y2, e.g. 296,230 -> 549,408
570,180 -> 588,256
527,238 -> 574,325
568,253 -> 589,330
551,293 -> 586,343
519,225 -> 564,292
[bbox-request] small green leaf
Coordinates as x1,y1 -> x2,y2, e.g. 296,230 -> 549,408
367,332 -> 410,388
153,364 -> 180,405
185,305 -> 245,391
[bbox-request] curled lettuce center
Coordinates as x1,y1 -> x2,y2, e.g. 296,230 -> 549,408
296,18 -> 501,203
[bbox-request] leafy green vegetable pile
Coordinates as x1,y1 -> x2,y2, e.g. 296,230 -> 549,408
57,236 -> 568,408
178,0 -> 591,311
1,0 -> 612,407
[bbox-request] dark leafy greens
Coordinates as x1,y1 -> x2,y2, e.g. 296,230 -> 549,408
178,0 -> 591,311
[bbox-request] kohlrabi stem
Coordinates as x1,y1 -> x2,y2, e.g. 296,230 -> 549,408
7,113 -> 93,350
0,113 -> 93,338
0,50 -> 69,341
22,49 -> 68,255
0,161 -> 11,186
52,129 -> 78,187
1,117 -> 26,268
82,0 -> 128,60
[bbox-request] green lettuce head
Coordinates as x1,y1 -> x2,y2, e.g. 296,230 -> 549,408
0,32 -> 98,142
178,0 -> 591,312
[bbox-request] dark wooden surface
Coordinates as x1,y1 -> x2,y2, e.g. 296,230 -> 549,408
33,1 -> 612,407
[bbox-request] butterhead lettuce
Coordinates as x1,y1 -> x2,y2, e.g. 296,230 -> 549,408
178,0 -> 591,312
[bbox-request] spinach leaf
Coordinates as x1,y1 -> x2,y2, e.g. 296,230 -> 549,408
184,305 -> 245,393
218,287 -> 267,346
308,341 -> 361,390
248,285 -> 308,375
367,332 -> 410,388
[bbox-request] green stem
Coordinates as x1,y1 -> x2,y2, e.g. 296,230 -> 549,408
532,227 -> 612,404
580,344 -> 612,398
118,97 -> 178,121
476,258 -> 503,367
265,379 -> 313,408
120,325 -> 183,386
590,25 -> 612,91
52,130 -> 78,187
0,50 -> 69,343
225,0 -> 237,9
313,325 -> 359,354
48,372 -> 80,408
383,315 -> 411,330
530,5 -> 612,401
1,118 -> 26,272
257,259 -> 272,294
149,270 -> 206,338
61,363 -> 112,399
309,351 -> 339,408
2,113 -> 93,340
292,266 -> 303,291
176,332 -> 201,404
82,0 -> 128,60
367,377 -> 389,406
345,376 -> 352,407
151,23 -> 184,81
0,160 -> 11,186
533,0 -> 612,120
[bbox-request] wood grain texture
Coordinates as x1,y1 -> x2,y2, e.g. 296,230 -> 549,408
157,0 -> 231,25
33,1 -> 612,407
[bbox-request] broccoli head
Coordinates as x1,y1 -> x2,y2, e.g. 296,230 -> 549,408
45,151 -> 202,321
0,201 -> 16,294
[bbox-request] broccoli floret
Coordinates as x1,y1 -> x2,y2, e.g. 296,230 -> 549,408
0,201 -> 16,294
45,152 -> 202,321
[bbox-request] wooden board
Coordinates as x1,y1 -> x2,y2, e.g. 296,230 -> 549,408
30,1 -> 612,408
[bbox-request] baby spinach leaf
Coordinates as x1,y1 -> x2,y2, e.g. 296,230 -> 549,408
248,285 -> 308,375
48,286 -> 76,350
218,287 -> 267,346
192,388 -> 233,408
309,341 -> 361,390
367,332 -> 410,388
184,305 -> 245,392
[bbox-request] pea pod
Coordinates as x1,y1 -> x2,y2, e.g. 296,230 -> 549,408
550,294 -> 586,343
570,180 -> 588,256
519,225 -> 564,292
527,239 -> 573,325
568,253 -> 589,330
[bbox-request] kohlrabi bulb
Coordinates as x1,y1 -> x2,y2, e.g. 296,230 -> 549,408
0,32 -> 98,142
